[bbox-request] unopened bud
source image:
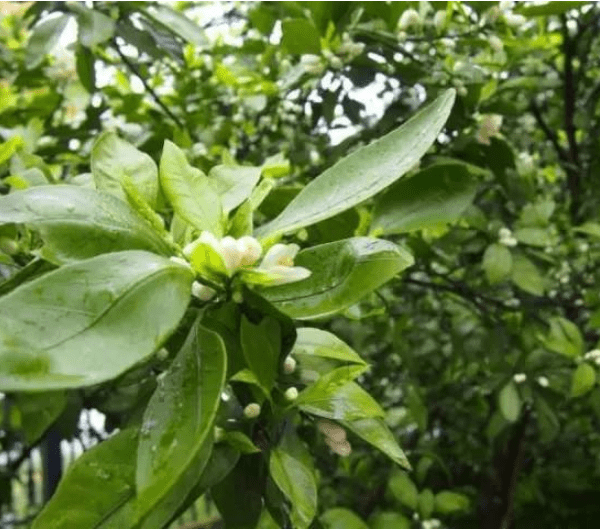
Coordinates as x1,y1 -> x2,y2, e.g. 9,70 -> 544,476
214,426 -> 225,442
243,403 -> 261,419
284,387 -> 299,401
0,237 -> 19,255
283,355 -> 297,374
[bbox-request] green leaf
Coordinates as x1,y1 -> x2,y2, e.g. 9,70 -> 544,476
388,471 -> 418,510
134,321 -> 226,527
372,162 -> 479,234
209,164 -> 262,214
573,222 -> 600,238
269,428 -> 318,529
539,317 -> 584,358
0,186 -> 173,263
159,140 -> 223,236
296,364 -> 367,405
571,363 -> 596,398
75,43 -> 96,92
511,253 -> 545,295
498,381 -> 521,422
255,90 -> 456,239
0,136 -> 24,165
517,1 -> 587,16
298,379 -> 385,422
434,490 -> 471,514
25,14 -> 71,69
260,238 -> 414,319
212,455 -> 264,529
342,417 -> 411,470
320,508 -> 369,529
281,19 -> 321,54
76,6 -> 116,47
482,243 -> 512,284
144,5 -> 208,46
223,431 -> 260,454
12,391 -> 67,445
418,489 -> 435,520
0,251 -> 193,391
514,227 -> 552,247
370,512 -> 411,529
32,428 -> 138,528
533,393 -> 559,443
92,132 -> 159,209
292,328 -> 366,365
241,315 -> 280,394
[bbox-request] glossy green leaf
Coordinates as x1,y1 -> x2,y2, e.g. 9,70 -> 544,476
159,140 -> 223,236
571,363 -> 596,398
32,428 -> 138,528
92,132 -> 159,209
434,490 -> 471,514
75,43 -> 96,92
388,471 -> 418,510
25,14 -> 71,69
511,253 -> 545,295
260,238 -> 414,319
209,164 -> 262,213
0,251 -> 193,391
223,431 -> 260,454
212,455 -> 264,529
292,327 -> 366,365
76,6 -> 116,47
342,417 -> 410,469
240,316 -> 280,394
482,243 -> 512,284
135,321 -> 226,527
498,381 -> 521,422
539,317 -> 584,358
0,186 -> 173,263
370,512 -> 411,529
145,5 -> 209,46
281,19 -> 321,54
299,379 -> 384,422
256,90 -> 456,239
514,227 -> 552,247
372,162 -> 479,234
0,136 -> 23,165
321,508 -> 369,529
269,428 -> 318,529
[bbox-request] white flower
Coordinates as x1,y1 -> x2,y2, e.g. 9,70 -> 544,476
513,373 -> 527,384
504,12 -> 526,29
498,227 -> 517,247
300,54 -> 325,75
191,281 -> 216,301
584,349 -> 600,361
241,243 -> 311,286
283,355 -> 297,374
476,114 -> 503,145
537,376 -> 549,387
243,403 -> 261,419
398,9 -> 421,30
284,387 -> 299,401
489,35 -> 504,53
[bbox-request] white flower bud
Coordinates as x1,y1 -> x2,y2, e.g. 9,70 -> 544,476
191,281 -> 216,301
220,236 -> 242,273
398,9 -> 422,30
243,403 -> 261,419
237,236 -> 262,266
329,56 -> 343,70
284,387 -> 299,401
214,426 -> 225,442
537,376 -> 549,387
155,348 -> 169,361
283,355 -> 297,374
513,373 -> 527,384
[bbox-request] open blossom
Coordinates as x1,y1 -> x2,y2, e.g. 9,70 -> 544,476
476,114 -> 503,145
241,242 -> 311,286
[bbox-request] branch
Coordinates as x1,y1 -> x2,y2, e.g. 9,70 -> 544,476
112,39 -> 186,131
529,100 -> 568,163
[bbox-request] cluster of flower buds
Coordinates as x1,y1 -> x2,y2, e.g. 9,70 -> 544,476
498,227 -> 517,247
181,232 -> 311,300
317,419 -> 352,457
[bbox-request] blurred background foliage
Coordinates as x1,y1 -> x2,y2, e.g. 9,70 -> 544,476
3,1 -> 600,528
